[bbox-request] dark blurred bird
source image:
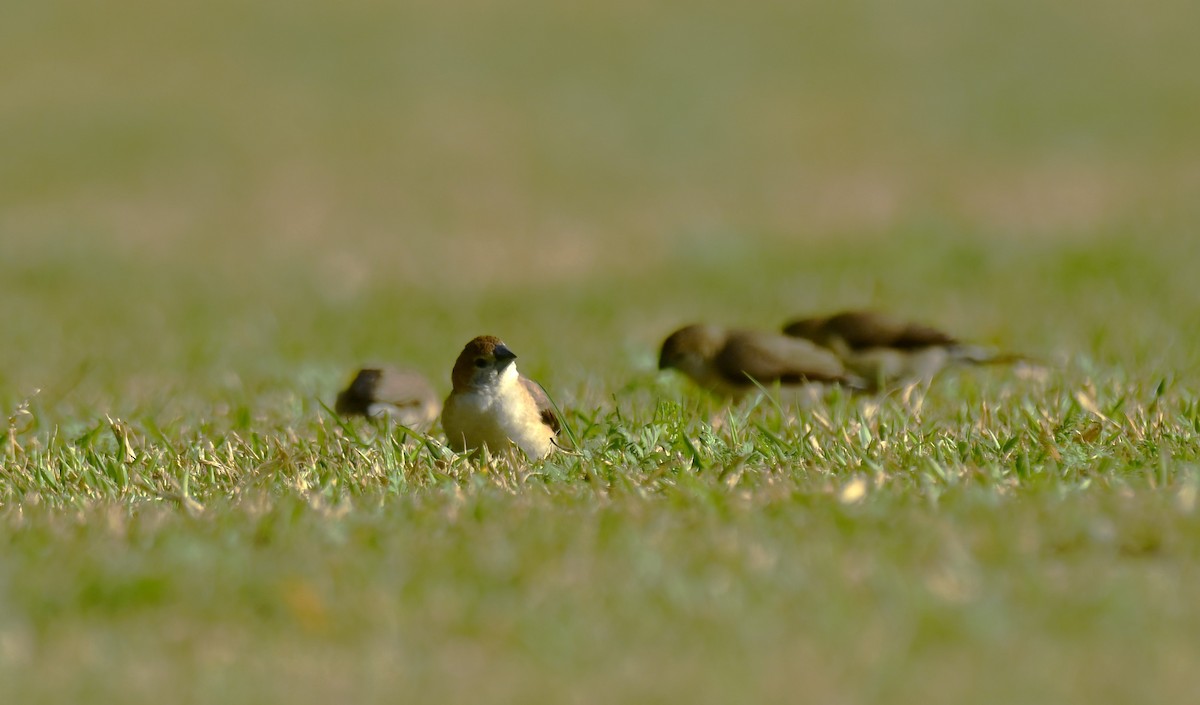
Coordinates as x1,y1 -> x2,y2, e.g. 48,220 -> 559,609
441,335 -> 560,459
335,367 -> 440,432
782,310 -> 1026,388
658,324 -> 866,399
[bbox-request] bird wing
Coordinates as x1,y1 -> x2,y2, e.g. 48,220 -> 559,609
715,332 -> 849,386
787,311 -> 958,351
374,369 -> 438,409
520,377 -> 561,435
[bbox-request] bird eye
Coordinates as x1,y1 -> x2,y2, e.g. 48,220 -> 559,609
474,357 -> 488,368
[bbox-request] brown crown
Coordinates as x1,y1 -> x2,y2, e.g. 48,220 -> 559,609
659,324 -> 724,369
450,335 -> 513,390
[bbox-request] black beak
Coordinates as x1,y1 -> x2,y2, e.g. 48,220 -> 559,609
494,344 -> 517,366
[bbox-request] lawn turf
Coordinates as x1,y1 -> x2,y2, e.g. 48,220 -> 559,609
3,0 -> 1200,702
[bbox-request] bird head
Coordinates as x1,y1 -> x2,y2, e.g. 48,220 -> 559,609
451,335 -> 519,391
658,324 -> 725,378
781,317 -> 824,341
335,367 -> 384,415
346,368 -> 383,396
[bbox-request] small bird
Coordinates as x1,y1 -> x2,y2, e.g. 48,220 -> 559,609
782,310 -> 1025,388
441,335 -> 560,460
658,324 -> 865,399
335,367 -> 441,432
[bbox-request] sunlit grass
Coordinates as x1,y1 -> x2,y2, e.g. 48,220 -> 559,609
3,0 -> 1200,702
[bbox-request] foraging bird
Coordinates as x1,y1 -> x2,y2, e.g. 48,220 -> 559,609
782,310 -> 1024,388
335,367 -> 441,432
658,324 -> 865,399
441,335 -> 560,460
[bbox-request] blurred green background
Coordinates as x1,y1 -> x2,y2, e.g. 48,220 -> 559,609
4,0 -> 1199,414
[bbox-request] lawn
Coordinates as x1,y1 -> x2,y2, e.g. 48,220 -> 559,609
3,1 -> 1200,702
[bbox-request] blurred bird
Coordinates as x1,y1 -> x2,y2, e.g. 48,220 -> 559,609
782,310 -> 1026,388
335,367 -> 440,432
441,335 -> 560,460
658,324 -> 866,399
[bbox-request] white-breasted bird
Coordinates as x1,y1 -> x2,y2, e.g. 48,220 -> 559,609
441,335 -> 560,459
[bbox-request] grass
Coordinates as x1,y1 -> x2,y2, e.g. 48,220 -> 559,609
3,0 -> 1200,702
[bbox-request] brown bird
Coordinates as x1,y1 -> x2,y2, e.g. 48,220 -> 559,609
441,335 -> 560,460
658,324 -> 866,399
335,367 -> 441,431
782,310 -> 1025,388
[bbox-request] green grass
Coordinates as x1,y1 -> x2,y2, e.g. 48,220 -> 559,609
3,0 -> 1200,702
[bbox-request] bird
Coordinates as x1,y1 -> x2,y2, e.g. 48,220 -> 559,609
658,323 -> 866,399
782,310 -> 1026,388
334,367 -> 441,432
440,335 -> 560,460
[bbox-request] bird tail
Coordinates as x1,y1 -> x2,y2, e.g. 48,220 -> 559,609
949,344 -> 1035,367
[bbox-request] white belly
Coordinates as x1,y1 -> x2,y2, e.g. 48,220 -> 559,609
845,346 -> 951,385
442,388 -> 554,460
